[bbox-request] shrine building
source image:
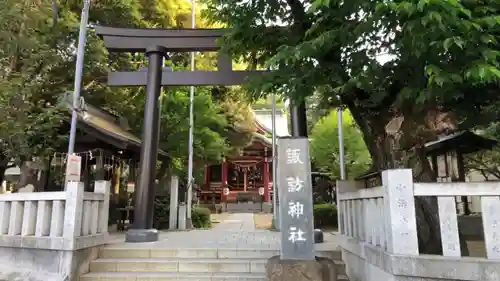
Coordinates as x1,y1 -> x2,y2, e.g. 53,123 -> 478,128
200,106 -> 289,204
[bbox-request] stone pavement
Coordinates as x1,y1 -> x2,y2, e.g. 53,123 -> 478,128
106,213 -> 340,250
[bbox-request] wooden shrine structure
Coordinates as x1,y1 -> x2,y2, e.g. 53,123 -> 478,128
425,130 -> 497,214
201,120 -> 273,204
199,106 -> 290,204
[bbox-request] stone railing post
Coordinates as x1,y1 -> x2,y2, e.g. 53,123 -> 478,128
381,169 -> 419,255
63,182 -> 84,249
169,175 -> 179,230
94,181 -> 111,234
336,180 -> 359,237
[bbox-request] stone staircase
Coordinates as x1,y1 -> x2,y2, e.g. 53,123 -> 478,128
79,247 -> 348,281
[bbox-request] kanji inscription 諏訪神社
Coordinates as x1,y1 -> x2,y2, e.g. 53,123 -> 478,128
278,137 -> 315,260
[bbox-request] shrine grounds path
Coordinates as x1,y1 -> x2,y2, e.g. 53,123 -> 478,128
106,213 -> 340,251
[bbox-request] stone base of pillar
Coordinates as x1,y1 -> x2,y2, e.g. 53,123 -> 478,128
314,229 -> 324,243
265,256 -> 337,281
186,218 -> 193,229
125,228 -> 159,243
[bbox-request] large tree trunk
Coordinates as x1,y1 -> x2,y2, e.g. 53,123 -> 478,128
157,158 -> 173,195
15,160 -> 39,192
349,104 -> 469,256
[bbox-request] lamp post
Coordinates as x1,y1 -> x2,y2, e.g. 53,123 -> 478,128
337,97 -> 346,180
67,0 -> 90,155
186,0 -> 196,229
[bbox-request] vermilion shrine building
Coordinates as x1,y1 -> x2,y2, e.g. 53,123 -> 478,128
200,107 -> 289,203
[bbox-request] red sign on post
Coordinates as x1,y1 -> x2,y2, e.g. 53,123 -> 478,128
66,154 -> 82,182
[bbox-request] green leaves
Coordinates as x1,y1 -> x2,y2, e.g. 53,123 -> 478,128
310,110 -> 371,179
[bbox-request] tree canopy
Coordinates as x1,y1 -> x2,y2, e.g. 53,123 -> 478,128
0,0 -> 256,186
206,0 -> 500,170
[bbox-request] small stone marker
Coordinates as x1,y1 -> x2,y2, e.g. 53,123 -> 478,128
277,137 -> 315,261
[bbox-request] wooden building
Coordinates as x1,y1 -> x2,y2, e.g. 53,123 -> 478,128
199,107 -> 289,203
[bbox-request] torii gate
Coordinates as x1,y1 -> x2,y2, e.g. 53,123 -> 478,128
96,26 -> 269,242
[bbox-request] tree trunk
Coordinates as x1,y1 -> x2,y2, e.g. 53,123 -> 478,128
157,158 -> 173,195
349,105 -> 469,256
15,160 -> 39,192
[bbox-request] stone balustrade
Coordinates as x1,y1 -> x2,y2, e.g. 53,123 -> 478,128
0,181 -> 110,251
338,169 -> 500,281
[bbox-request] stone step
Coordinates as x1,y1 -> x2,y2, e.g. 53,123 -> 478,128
90,258 -> 267,273
90,258 -> 346,275
100,248 -> 278,259
100,247 -> 342,260
332,260 -> 346,274
80,271 -> 266,281
338,274 -> 349,281
80,272 -> 349,281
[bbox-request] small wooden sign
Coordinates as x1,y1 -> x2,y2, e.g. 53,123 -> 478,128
65,154 -> 82,182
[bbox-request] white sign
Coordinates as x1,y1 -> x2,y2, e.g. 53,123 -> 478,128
258,187 -> 265,195
127,182 -> 135,193
65,154 -> 81,182
223,187 -> 230,196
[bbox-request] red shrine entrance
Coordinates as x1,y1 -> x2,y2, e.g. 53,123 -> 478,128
200,119 -> 273,204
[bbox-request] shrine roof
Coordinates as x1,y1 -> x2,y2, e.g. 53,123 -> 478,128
252,132 -> 272,146
62,94 -> 168,157
252,107 -> 290,137
424,130 -> 497,155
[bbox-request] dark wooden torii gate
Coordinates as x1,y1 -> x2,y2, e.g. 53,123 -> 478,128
96,26 -> 266,242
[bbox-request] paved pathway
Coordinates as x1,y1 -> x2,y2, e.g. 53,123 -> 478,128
107,213 -> 339,251
212,213 -> 256,231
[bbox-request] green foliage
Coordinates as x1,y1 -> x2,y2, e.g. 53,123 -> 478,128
0,0 -> 257,185
154,196 -> 171,230
206,0 -> 500,170
192,207 -> 212,228
313,204 -> 338,229
310,110 -> 371,179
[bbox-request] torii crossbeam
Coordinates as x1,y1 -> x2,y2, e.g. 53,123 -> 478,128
95,26 -> 264,87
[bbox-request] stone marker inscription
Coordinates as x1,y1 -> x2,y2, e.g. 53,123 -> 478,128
278,137 -> 315,260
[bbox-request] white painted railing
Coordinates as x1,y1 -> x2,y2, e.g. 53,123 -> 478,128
0,181 -> 110,250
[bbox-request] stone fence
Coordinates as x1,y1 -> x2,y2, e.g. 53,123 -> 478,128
0,181 -> 110,281
337,169 -> 500,281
